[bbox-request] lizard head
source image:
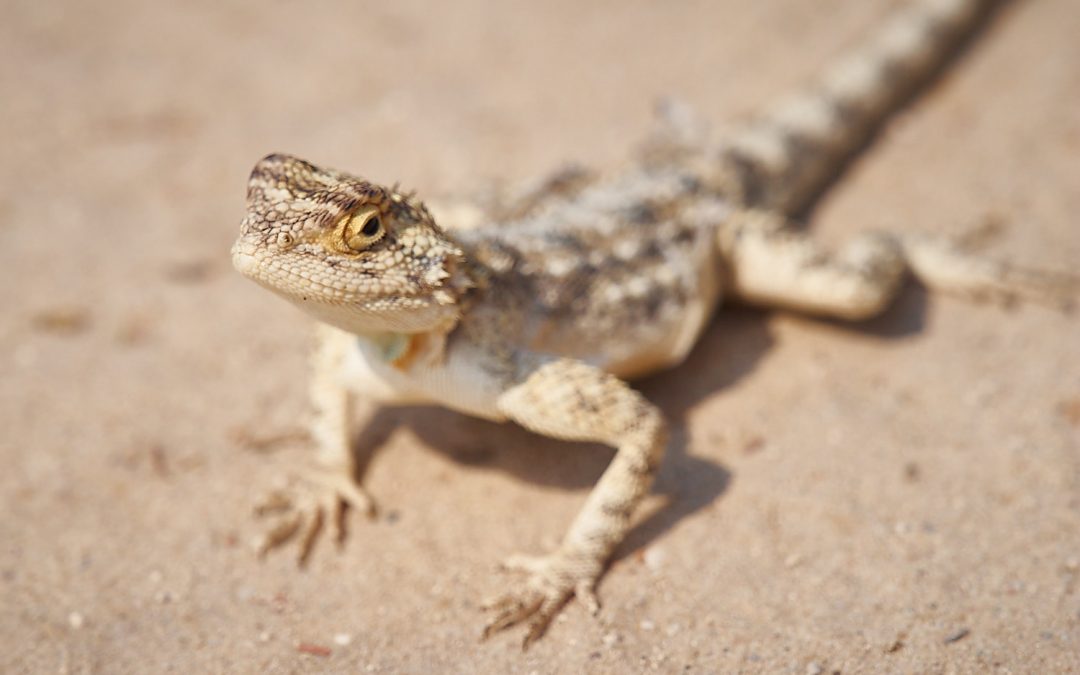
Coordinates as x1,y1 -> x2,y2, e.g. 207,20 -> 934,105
232,154 -> 471,335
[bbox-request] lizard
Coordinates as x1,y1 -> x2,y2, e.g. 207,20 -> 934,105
230,0 -> 1076,648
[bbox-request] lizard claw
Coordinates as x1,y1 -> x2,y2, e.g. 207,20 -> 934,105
900,232 -> 1080,310
481,550 -> 603,649
252,468 -> 377,566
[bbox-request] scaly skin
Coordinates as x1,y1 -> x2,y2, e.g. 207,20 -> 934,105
232,0 -> 1075,648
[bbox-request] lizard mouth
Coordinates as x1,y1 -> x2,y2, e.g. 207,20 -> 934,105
230,239 -> 312,298
230,232 -> 465,334
231,237 -> 428,307
230,243 -> 259,277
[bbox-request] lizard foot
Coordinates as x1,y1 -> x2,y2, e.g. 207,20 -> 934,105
481,549 -> 603,649
900,231 -> 1080,310
252,469 -> 376,567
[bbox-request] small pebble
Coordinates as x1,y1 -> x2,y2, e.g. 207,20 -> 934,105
943,627 -> 970,644
903,462 -> 921,482
1057,397 -> 1080,426
642,547 -> 667,571
31,307 -> 90,335
297,642 -> 331,657
806,663 -> 824,675
68,611 -> 85,629
334,633 -> 353,646
640,619 -> 655,631
602,631 -> 620,647
742,435 -> 766,455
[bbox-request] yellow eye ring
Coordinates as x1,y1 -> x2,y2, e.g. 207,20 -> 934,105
342,207 -> 385,251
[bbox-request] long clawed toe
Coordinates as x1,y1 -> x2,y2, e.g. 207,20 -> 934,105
898,231 -> 1080,310
999,266 -> 1080,310
480,551 -> 603,649
481,593 -> 546,640
482,589 -> 567,650
252,470 -> 377,566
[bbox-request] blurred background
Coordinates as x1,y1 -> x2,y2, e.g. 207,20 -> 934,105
2,0 -> 1078,672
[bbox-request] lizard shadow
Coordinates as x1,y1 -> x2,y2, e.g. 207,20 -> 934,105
612,285 -> 923,556
352,284 -> 930,559
353,307 -> 763,560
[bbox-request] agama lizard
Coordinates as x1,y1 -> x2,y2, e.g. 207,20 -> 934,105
231,0 -> 1075,647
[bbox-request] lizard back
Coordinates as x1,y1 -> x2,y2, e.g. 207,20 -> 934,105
457,167 -> 731,378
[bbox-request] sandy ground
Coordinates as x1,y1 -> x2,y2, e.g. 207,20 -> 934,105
2,0 -> 1079,672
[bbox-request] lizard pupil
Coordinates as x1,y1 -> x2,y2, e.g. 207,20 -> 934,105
361,216 -> 381,237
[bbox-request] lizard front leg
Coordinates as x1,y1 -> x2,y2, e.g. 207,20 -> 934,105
253,324 -> 375,566
483,359 -> 668,648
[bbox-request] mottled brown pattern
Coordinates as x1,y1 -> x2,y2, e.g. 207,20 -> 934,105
455,166 -> 726,376
231,0 -> 1077,650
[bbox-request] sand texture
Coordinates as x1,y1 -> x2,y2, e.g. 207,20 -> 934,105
2,0 -> 1079,672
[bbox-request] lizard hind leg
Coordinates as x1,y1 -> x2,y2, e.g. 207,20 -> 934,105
719,210 -> 1079,320
719,210 -> 909,320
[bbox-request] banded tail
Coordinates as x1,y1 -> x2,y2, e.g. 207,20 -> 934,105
714,0 -> 994,215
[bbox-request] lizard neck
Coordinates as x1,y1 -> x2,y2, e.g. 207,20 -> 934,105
358,331 -> 414,363
355,323 -> 455,372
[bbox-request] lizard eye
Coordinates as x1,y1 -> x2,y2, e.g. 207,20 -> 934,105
343,208 -> 385,251
361,215 -> 381,237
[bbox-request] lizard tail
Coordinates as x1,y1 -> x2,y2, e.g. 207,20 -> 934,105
713,0 -> 995,215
